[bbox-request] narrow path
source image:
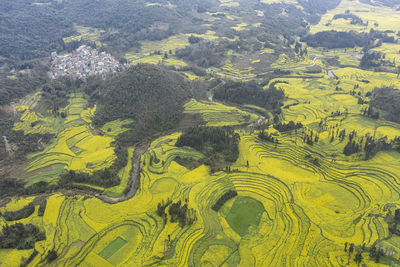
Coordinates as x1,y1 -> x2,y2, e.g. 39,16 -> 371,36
327,68 -> 339,79
2,136 -> 13,156
10,102 -> 17,116
208,79 -> 225,102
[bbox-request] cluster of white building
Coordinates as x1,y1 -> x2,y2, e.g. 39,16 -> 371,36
49,45 -> 123,79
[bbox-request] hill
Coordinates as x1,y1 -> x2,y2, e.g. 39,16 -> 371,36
89,64 -> 192,145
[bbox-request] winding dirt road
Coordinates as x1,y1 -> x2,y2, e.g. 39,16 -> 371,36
96,144 -> 149,203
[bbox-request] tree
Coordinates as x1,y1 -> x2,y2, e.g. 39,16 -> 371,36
47,250 -> 58,263
212,190 -> 238,211
0,223 -> 45,249
366,105 -> 379,119
294,42 -> 302,54
349,243 -> 355,255
354,251 -> 363,265
344,140 -> 360,156
176,127 -> 240,171
188,35 -> 202,44
395,209 -> 400,223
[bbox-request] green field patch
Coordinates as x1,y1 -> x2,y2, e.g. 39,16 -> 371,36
72,182 -> 105,192
338,55 -> 360,66
341,115 -> 389,138
108,227 -> 140,265
24,164 -> 66,187
377,235 -> 400,261
98,236 -> 127,260
63,25 -> 104,46
225,196 -> 264,236
101,119 -> 132,138
164,57 -> 188,67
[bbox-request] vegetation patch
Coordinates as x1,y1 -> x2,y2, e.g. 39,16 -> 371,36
176,127 -> 240,171
90,64 -> 191,145
225,196 -> 264,236
0,223 -> 45,250
98,237 -> 127,260
212,189 -> 237,212
302,30 -> 393,49
370,87 -> 400,123
214,80 -> 285,114
1,203 -> 35,221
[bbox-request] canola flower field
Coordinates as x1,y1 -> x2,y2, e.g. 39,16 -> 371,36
184,98 -> 259,127
4,1 -> 400,266
5,74 -> 400,266
125,31 -> 218,67
13,93 -> 130,187
4,121 -> 400,266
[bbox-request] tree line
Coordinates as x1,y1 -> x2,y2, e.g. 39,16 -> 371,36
342,130 -> 400,159
1,203 -> 35,221
333,12 -> 365,26
370,87 -> 400,123
176,126 -> 240,171
274,121 -> 303,132
301,30 -> 395,49
156,199 -> 196,227
212,190 -> 238,212
0,223 -> 45,250
214,80 -> 285,114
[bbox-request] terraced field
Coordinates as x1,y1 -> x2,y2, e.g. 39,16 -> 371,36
311,0 -> 400,33
63,26 -> 104,47
14,93 -> 130,187
125,31 -> 218,67
5,123 -> 400,266
4,46 -> 400,267
4,1 -> 400,266
184,98 -> 259,126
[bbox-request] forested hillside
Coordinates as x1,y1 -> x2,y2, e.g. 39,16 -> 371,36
0,0 -> 217,66
88,64 -> 192,144
370,87 -> 400,123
